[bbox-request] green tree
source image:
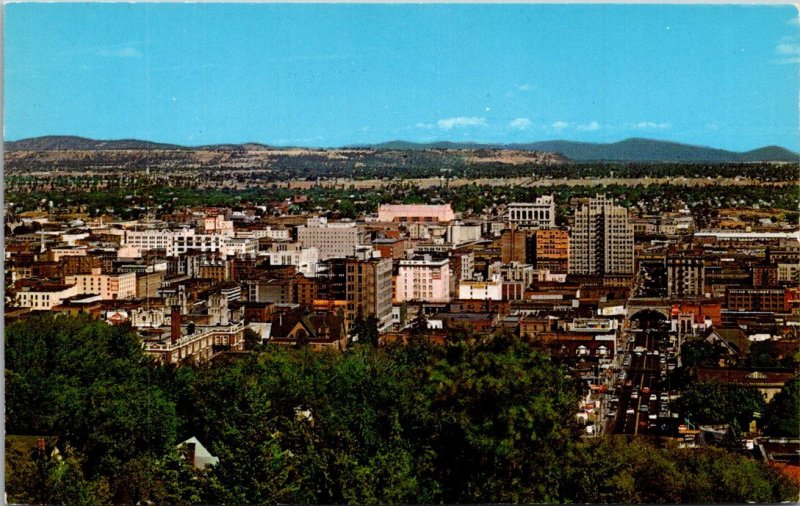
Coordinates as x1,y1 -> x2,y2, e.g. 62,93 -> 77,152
764,376 -> 800,437
672,380 -> 767,432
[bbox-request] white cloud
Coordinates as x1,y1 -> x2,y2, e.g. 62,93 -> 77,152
516,83 -> 532,91
776,37 -> 800,64
576,121 -> 601,132
632,121 -> 671,130
96,46 -> 142,58
437,116 -> 487,130
415,122 -> 435,130
509,117 -> 532,130
551,121 -> 569,130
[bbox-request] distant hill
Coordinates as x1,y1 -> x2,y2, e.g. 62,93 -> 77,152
4,135 -> 187,151
360,138 -> 798,163
6,135 -> 798,162
4,136 -> 284,152
738,146 -> 799,163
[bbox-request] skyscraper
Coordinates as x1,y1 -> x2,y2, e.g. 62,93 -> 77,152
569,195 -> 633,275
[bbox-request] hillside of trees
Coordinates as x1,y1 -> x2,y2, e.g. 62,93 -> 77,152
5,314 -> 799,504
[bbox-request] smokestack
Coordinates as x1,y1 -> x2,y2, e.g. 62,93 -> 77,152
171,305 -> 181,344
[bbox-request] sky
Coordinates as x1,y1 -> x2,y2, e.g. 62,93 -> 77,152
4,3 -> 799,151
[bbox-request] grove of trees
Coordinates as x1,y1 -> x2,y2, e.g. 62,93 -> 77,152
5,314 -> 799,504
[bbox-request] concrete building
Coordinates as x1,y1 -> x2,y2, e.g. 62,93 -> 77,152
345,257 -> 393,332
15,282 -> 78,310
569,195 -> 634,275
507,196 -> 556,228
65,268 -> 137,300
667,255 -> 705,298
124,229 -> 257,257
777,263 -> 800,283
261,242 -> 320,277
377,204 -> 455,223
395,256 -> 451,303
297,217 -> 361,260
447,222 -> 482,245
458,277 -> 503,301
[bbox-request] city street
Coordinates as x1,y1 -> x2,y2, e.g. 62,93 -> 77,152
610,317 -> 678,436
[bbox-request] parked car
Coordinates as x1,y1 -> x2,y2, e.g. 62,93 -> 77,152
649,394 -> 657,401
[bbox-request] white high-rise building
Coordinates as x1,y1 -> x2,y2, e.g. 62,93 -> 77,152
569,195 -> 634,275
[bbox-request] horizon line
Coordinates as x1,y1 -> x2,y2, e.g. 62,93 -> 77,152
4,134 -> 797,154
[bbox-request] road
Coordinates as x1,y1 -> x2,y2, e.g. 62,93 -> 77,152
609,323 -> 678,437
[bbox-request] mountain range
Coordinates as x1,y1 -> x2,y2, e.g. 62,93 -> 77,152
5,135 -> 798,163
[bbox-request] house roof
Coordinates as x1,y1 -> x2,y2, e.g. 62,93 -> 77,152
696,367 -> 795,387
178,437 -> 219,469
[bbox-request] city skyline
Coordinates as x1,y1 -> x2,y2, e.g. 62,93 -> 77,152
5,3 -> 800,151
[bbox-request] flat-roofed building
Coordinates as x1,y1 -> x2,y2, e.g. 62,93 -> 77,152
297,217 -> 362,260
569,195 -> 634,275
15,282 -> 78,310
377,204 -> 455,223
507,196 -> 556,228
65,268 -> 137,300
395,256 -> 451,303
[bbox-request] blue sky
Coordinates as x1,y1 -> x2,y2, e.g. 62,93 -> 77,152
4,3 -> 799,150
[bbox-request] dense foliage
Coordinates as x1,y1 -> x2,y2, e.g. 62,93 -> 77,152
5,314 -> 798,504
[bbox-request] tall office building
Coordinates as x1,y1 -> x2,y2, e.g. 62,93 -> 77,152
569,195 -> 633,275
345,257 -> 393,332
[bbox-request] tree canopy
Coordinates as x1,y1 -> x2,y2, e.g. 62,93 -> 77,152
5,314 -> 798,504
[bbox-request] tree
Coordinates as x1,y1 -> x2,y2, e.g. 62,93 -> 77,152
672,380 -> 766,432
764,376 -> 800,437
5,314 -> 179,502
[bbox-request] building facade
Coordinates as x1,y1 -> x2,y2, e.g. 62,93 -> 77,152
533,228 -> 569,274
569,195 -> 634,275
297,217 -> 361,260
395,256 -> 451,303
667,255 -> 705,298
345,257 -> 393,332
377,204 -> 456,223
507,196 -> 556,228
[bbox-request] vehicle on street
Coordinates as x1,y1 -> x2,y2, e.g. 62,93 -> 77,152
626,408 -> 635,415
649,394 -> 657,401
